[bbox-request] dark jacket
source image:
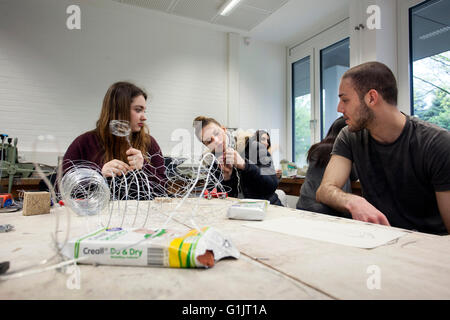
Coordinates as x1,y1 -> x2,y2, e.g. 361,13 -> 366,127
221,140 -> 281,205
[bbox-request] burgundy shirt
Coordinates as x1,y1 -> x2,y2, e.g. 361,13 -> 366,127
63,130 -> 167,187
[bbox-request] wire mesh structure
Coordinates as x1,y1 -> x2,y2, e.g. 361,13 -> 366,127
0,146 -> 238,280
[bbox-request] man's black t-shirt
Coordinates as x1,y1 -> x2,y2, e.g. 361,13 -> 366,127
332,115 -> 450,235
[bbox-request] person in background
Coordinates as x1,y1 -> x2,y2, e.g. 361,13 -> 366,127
63,81 -> 167,198
296,116 -> 354,217
251,130 -> 286,206
193,116 -> 281,205
253,130 -> 282,180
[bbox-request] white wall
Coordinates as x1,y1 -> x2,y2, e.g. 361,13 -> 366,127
349,0 -> 398,79
0,0 -> 286,166
239,38 -> 286,167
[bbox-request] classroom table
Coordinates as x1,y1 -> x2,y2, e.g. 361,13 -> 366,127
1,197 -> 449,300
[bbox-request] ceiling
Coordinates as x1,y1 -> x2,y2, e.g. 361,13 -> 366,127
111,0 -> 350,46
112,0 -> 290,32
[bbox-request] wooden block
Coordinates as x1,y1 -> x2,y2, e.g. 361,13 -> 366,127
22,192 -> 50,216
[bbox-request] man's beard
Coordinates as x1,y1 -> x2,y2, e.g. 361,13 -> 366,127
348,100 -> 374,132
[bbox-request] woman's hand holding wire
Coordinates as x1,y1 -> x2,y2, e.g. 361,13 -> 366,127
223,148 -> 245,170
102,159 -> 131,177
126,148 -> 144,170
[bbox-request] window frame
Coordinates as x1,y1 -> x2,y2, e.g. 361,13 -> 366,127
408,0 -> 449,119
289,48 -> 314,165
291,55 -> 313,163
397,0 -> 426,116
319,36 -> 350,139
287,18 -> 349,164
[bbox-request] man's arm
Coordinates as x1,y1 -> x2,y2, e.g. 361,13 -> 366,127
316,155 -> 390,226
436,190 -> 450,233
316,155 -> 352,211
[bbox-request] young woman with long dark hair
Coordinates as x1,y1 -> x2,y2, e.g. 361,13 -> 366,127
296,116 -> 354,216
63,81 -> 166,198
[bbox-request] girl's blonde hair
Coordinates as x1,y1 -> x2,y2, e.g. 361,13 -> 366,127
192,116 -> 222,141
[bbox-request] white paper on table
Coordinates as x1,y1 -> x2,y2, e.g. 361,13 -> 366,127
243,217 -> 407,249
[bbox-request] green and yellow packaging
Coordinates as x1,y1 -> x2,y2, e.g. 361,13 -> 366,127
62,226 -> 239,268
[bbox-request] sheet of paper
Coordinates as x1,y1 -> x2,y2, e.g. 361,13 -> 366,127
243,217 -> 407,249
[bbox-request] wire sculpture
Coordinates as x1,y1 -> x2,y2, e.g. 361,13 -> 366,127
0,131 -> 237,281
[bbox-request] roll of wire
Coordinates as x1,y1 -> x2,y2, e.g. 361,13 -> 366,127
60,167 -> 110,216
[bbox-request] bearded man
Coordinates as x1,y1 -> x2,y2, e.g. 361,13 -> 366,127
316,61 -> 450,235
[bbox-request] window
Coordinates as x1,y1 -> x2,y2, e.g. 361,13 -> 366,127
410,0 -> 450,130
320,38 -> 350,138
292,56 -> 311,168
288,19 -> 349,167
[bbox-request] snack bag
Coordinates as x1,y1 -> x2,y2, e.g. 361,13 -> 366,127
62,226 -> 239,268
